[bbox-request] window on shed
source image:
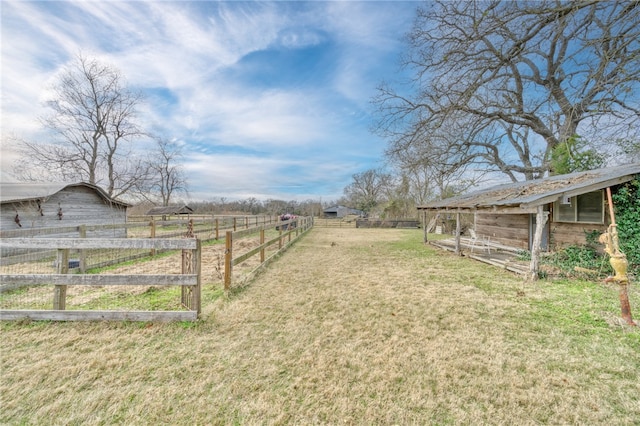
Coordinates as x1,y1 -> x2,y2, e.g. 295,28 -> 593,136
553,190 -> 604,223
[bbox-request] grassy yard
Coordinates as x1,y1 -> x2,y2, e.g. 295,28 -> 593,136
1,228 -> 639,425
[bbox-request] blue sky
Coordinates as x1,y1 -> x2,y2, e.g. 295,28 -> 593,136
1,1 -> 419,202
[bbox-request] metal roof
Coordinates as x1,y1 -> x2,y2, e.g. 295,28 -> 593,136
0,182 -> 130,207
417,163 -> 640,212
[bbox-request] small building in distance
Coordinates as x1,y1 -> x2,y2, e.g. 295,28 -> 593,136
323,205 -> 365,219
0,182 -> 130,231
145,205 -> 194,218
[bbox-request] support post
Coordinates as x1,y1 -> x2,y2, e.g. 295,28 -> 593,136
422,211 -> 428,243
455,213 -> 461,256
529,206 -> 548,280
602,187 -> 635,326
260,229 -> 265,263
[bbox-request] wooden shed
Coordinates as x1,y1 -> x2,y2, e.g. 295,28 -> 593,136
0,182 -> 130,231
145,205 -> 194,216
417,163 -> 640,264
323,205 -> 364,219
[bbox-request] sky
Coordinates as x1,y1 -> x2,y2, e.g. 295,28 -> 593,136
0,0 -> 420,202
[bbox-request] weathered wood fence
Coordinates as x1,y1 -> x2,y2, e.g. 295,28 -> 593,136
224,216 -> 313,289
356,219 -> 420,228
0,238 -> 201,322
0,215 -> 279,270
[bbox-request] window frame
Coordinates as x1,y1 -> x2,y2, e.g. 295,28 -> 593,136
553,190 -> 605,224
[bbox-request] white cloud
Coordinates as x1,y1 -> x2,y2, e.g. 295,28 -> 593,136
1,0 -> 415,200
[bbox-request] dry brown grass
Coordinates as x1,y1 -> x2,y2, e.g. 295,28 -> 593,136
1,228 -> 639,425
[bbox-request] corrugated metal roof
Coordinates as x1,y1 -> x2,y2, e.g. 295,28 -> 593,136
417,163 -> 640,211
0,182 -> 130,206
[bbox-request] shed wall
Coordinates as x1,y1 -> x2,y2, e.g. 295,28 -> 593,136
475,214 -> 530,250
549,221 -> 607,249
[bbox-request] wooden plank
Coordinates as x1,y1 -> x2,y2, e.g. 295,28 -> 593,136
476,214 -> 529,228
0,310 -> 197,322
233,224 -> 268,239
0,274 -> 198,288
0,225 -> 79,238
0,238 -> 197,250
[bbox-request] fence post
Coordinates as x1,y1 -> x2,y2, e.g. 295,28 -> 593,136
181,239 -> 202,314
233,217 -> 237,232
245,216 -> 249,229
53,248 -> 69,310
224,231 -> 233,290
279,225 -> 283,249
194,239 -> 201,313
260,229 -> 265,263
150,219 -> 156,256
78,224 -> 87,273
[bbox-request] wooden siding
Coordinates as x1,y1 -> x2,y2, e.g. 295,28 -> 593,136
549,221 -> 607,249
1,185 -> 126,231
475,214 -> 530,250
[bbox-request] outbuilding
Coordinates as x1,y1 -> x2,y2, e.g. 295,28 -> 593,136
323,205 -> 364,219
417,163 -> 640,276
0,182 -> 129,231
145,205 -> 194,217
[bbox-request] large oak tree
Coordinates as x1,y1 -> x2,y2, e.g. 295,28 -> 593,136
375,0 -> 640,183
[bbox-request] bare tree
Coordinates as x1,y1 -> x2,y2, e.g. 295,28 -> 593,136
375,0 -> 640,181
145,137 -> 189,206
14,54 -> 149,198
343,169 -> 394,214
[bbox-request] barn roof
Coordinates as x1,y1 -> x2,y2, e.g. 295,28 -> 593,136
145,205 -> 194,216
417,163 -> 640,213
0,182 -> 130,207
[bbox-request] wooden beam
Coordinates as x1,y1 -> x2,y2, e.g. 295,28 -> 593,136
1,274 -> 198,288
528,206 -> 548,280
417,206 -> 538,215
0,238 -> 197,250
0,310 -> 197,322
455,212 -> 461,256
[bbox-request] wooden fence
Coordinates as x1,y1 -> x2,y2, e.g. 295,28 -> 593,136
224,216 -> 313,289
0,238 -> 201,322
313,218 -> 357,228
356,219 -> 420,228
0,215 -> 312,321
0,215 -> 279,270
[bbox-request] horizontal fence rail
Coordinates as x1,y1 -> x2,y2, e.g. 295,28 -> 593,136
0,216 -> 279,270
224,216 -> 313,290
0,238 -> 201,322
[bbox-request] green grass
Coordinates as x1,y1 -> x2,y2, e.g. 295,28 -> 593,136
1,228 -> 639,425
